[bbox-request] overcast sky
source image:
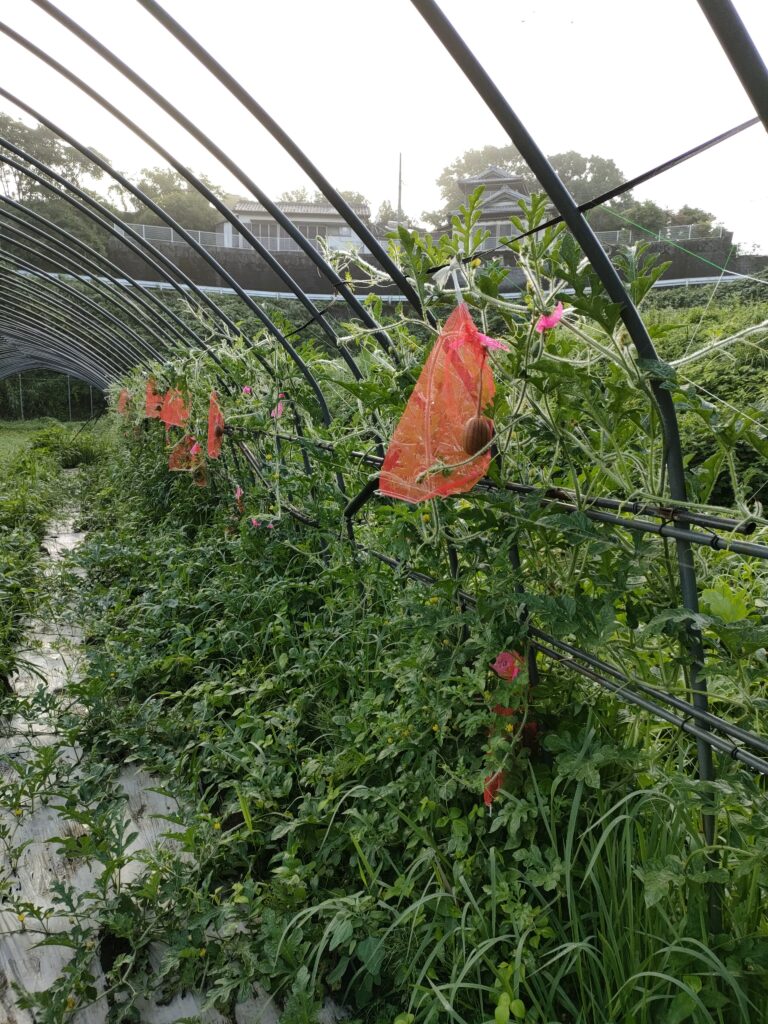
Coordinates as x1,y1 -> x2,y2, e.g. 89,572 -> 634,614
2,1 -> 767,255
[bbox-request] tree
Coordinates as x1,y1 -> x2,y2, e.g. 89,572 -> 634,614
336,190 -> 371,211
373,199 -> 415,234
619,199 -> 670,236
124,168 -> 224,230
670,205 -> 716,231
0,111 -> 106,202
425,145 -> 630,228
278,187 -> 311,203
548,151 -> 626,205
0,111 -> 118,255
425,144 -> 725,238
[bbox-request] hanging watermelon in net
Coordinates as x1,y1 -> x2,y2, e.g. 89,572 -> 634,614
168,435 -> 201,472
379,304 -> 507,503
145,379 -> 164,419
160,388 -> 190,429
207,391 -> 225,458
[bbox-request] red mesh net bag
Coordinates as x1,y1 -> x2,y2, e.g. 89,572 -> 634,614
116,389 -> 130,415
379,304 -> 501,503
168,435 -> 201,472
207,391 -> 225,459
145,379 -> 164,419
160,388 -> 190,429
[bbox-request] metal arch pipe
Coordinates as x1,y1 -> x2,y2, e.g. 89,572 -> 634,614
0,257 -> 146,371
0,159 -> 223,360
410,0 -> 716,844
0,319 -> 122,385
0,92 -> 334,426
0,265 -> 136,374
0,317 -> 124,386
0,219 -> 172,365
0,273 -> 133,373
0,144 -> 237,376
0,342 -> 109,388
0,230 -> 165,365
0,22 -> 367,385
133,0 -> 429,324
0,196 -> 197,353
696,0 -> 768,134
0,360 -> 106,391
0,287 -> 132,381
26,0 -> 400,362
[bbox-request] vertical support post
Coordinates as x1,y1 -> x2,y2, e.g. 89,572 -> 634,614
18,372 -> 24,421
67,374 -> 72,421
89,385 -> 93,417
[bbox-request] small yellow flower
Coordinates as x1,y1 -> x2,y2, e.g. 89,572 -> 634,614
432,723 -> 439,732
199,947 -> 207,957
421,513 -> 430,523
505,724 -> 515,734
471,257 -> 482,268
212,821 -> 221,831
17,913 -> 26,923
66,995 -> 77,1010
13,807 -> 22,817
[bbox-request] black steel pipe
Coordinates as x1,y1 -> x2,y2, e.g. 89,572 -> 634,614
0,146 -> 229,371
697,0 -> 768,134
0,196 -> 193,353
135,0 -> 429,324
0,230 -> 163,365
0,97 -> 327,409
0,283 -> 131,380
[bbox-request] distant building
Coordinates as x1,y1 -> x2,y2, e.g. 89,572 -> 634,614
455,165 -> 545,251
216,197 -> 372,253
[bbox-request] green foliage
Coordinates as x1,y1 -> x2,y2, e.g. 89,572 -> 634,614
0,371 -> 105,422
29,424 -> 104,468
124,167 -> 225,230
425,142 -> 723,236
0,435 -> 67,683
5,197 -> 768,1022
0,111 -> 106,202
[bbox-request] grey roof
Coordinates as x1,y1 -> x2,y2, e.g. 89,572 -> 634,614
461,165 -> 527,185
230,199 -> 370,218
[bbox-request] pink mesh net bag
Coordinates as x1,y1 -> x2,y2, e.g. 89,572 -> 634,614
160,388 -> 190,429
379,304 -> 498,503
207,392 -> 225,459
145,379 -> 164,419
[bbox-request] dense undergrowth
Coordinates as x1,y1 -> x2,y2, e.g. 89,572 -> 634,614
0,422 -> 93,683
46,421 -> 765,1024
3,196 -> 768,1022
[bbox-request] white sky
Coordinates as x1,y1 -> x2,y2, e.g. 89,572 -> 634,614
2,1 -> 767,252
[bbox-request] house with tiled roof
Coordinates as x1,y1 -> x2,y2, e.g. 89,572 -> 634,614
456,166 -> 537,251
216,197 -> 372,253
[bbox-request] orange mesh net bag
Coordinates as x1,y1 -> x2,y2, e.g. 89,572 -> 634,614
145,379 -> 164,419
207,391 -> 225,459
379,304 -> 506,503
160,388 -> 190,429
168,435 -> 201,472
116,389 -> 130,415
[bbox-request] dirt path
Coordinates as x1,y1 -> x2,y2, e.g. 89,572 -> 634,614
0,509 -> 288,1023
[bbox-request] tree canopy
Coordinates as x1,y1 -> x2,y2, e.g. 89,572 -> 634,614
424,142 -> 721,236
118,168 -> 223,230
